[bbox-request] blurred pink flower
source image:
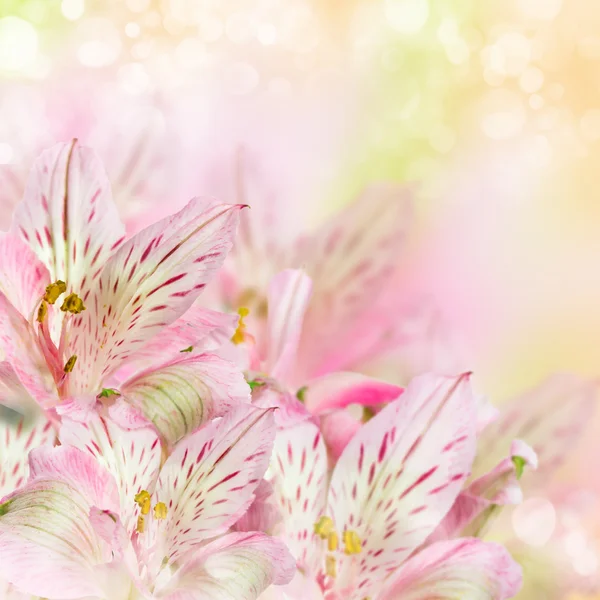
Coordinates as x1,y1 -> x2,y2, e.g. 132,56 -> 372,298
0,81 -> 183,234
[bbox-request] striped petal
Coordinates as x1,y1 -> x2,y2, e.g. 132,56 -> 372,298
160,532 -> 296,600
379,538 -> 522,600
266,269 -> 312,382
293,184 -> 413,380
0,447 -> 119,599
473,374 -> 597,486
327,373 -> 477,600
67,197 -> 244,395
118,307 -> 239,378
59,412 -> 161,537
155,405 -> 275,563
0,293 -> 58,409
119,353 -> 250,446
0,415 -> 55,497
0,233 -> 49,319
270,421 -> 328,574
11,140 -> 126,299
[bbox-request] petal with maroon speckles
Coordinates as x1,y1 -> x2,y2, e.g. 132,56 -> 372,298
270,420 -> 328,575
59,411 -> 161,537
11,140 -> 125,299
0,414 -> 55,498
66,197 -> 244,395
155,405 -> 276,563
327,373 -> 477,600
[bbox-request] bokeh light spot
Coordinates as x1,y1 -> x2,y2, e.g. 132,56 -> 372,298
520,66 -> 544,93
385,0 -> 429,34
76,19 -> 122,68
257,23 -> 277,46
61,0 -> 85,21
518,0 -> 562,21
481,90 -> 526,139
0,17 -> 38,72
512,497 -> 556,547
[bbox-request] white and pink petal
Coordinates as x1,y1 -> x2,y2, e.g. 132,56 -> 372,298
269,421 -> 328,574
155,405 -> 276,563
327,373 -> 477,599
0,414 -> 55,497
378,538 -> 522,600
119,353 -> 249,446
160,532 -> 296,600
67,197 -> 244,394
11,140 -> 126,298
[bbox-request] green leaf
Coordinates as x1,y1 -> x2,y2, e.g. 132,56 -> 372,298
180,346 -> 193,353
99,388 -> 120,398
512,455 -> 527,479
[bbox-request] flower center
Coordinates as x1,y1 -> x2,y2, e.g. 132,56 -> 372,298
314,515 -> 362,580
134,490 -> 168,533
33,280 -> 87,386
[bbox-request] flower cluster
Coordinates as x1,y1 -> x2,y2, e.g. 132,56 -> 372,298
0,140 -> 594,600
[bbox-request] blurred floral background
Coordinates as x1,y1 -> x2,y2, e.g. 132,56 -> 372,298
1,0 -> 599,597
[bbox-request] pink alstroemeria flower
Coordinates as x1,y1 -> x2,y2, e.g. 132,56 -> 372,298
0,405 -> 295,600
0,140 -> 249,443
239,268 -> 404,461
266,373 -> 522,600
206,150 -> 418,388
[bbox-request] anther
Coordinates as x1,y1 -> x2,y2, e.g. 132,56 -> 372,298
314,516 -> 335,539
43,281 -> 66,304
343,530 -> 362,555
327,531 -> 339,552
60,293 -> 86,314
63,355 -> 77,373
37,300 -> 48,323
154,502 -> 168,520
136,515 -> 145,533
325,555 -> 337,578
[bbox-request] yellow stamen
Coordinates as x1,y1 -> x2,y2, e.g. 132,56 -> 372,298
60,293 -> 86,314
63,355 -> 77,373
37,300 -> 48,323
343,530 -> 362,555
134,490 -> 151,507
43,280 -> 66,304
154,502 -> 168,520
325,555 -> 337,578
314,516 -> 335,539
327,531 -> 338,552
231,306 -> 249,345
136,515 -> 145,533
